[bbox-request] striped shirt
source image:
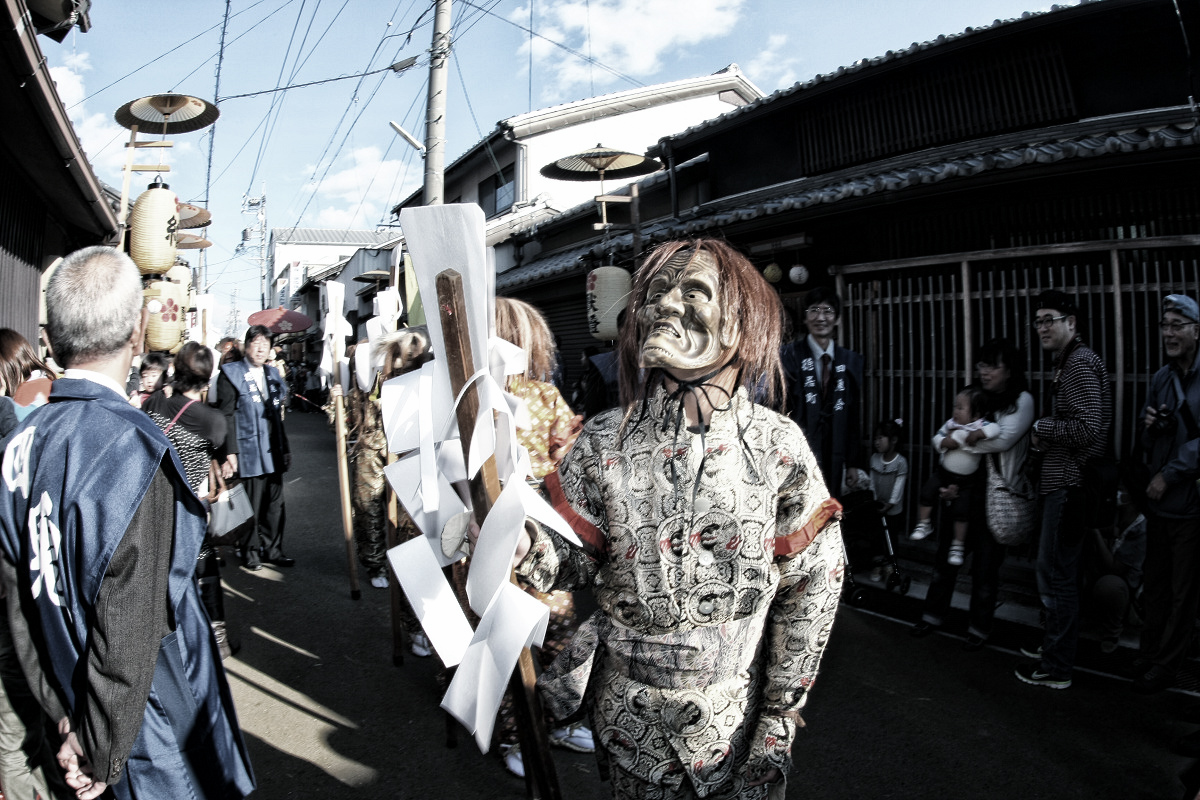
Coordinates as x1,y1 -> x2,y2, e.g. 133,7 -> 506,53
1034,338 -> 1112,494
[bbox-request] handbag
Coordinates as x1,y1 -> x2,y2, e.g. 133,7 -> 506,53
985,452 -> 1036,546
207,463 -> 253,545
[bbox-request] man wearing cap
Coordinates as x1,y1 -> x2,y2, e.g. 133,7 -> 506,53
1016,290 -> 1112,690
1134,294 -> 1200,693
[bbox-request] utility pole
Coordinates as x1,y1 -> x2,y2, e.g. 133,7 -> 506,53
201,0 -> 232,293
234,191 -> 267,309
424,0 -> 451,206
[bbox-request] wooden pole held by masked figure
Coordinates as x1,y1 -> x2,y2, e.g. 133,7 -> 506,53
436,269 -> 562,800
332,335 -> 362,600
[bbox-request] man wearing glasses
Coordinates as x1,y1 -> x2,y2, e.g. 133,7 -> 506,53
1016,290 -> 1112,689
781,286 -> 863,496
1134,295 -> 1200,693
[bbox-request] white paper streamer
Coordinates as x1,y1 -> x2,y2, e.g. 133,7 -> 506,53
387,539 -> 473,666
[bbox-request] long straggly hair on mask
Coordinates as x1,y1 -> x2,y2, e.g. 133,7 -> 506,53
617,238 -> 785,413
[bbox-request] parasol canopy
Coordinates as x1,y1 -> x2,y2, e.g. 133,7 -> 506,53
175,233 -> 212,249
539,144 -> 660,182
352,269 -> 391,283
248,307 -> 313,334
115,94 -> 220,134
177,203 -> 212,229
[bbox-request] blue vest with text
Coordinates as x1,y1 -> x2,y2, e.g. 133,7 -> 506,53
222,360 -> 286,477
0,378 -> 255,798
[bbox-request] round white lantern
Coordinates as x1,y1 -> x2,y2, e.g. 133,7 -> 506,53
129,181 -> 179,275
789,265 -> 809,285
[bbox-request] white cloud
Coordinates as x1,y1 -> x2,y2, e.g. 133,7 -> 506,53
303,145 -> 422,228
745,33 -> 802,93
49,54 -> 130,182
510,0 -> 746,97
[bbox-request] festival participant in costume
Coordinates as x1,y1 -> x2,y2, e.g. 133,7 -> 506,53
217,324 -> 294,571
332,328 -> 433,603
492,298 -> 589,776
780,286 -> 864,497
506,238 -> 843,799
0,246 -> 254,799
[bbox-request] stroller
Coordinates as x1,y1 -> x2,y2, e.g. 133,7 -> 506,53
838,487 -> 911,605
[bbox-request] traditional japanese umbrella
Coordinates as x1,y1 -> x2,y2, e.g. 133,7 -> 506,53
539,144 -> 660,184
175,233 -> 212,249
177,202 -> 212,229
114,93 -> 220,135
541,144 -> 660,263
248,307 -> 313,334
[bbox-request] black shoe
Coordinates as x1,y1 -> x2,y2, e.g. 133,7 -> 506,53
265,555 -> 295,567
910,621 -> 936,638
1134,664 -> 1175,694
962,634 -> 986,652
244,561 -> 263,572
1020,644 -> 1043,660
1014,662 -> 1071,689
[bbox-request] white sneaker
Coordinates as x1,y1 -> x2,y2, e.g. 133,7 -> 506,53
910,519 -> 933,541
947,543 -> 965,566
501,743 -> 525,777
410,632 -> 433,658
370,574 -> 388,589
549,723 -> 595,753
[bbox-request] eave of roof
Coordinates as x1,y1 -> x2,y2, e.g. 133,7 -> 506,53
393,65 -> 763,213
270,228 -> 401,247
649,0 -> 1109,158
498,109 -> 1199,288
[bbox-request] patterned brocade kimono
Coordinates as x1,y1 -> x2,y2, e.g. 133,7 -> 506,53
519,385 -> 843,797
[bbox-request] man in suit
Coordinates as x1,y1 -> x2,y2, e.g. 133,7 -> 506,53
781,286 -> 864,496
0,246 -> 254,799
218,324 -> 294,570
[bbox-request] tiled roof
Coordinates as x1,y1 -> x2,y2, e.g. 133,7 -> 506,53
270,228 -> 400,247
498,116 -> 1198,287
650,1 -> 1096,155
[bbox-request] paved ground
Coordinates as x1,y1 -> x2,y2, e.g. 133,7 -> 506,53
217,412 -> 1198,799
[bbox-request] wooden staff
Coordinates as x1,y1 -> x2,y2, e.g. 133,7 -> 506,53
436,269 -> 561,800
331,332 -> 362,600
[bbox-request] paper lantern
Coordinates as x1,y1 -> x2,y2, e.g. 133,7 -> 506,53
763,262 -> 783,283
789,265 -> 809,285
164,263 -> 193,311
586,266 -> 631,340
143,279 -> 186,353
129,182 -> 179,275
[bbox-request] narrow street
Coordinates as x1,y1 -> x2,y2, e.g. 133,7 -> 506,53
219,412 -> 1195,799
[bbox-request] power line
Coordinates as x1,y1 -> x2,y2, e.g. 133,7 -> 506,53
68,0 -> 294,110
456,0 -> 644,89
218,64 -> 416,100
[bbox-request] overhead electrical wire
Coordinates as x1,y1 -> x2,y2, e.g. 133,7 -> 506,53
68,0 -> 295,110
456,0 -> 645,89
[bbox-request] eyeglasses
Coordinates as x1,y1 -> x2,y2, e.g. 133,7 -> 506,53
1032,315 -> 1068,330
806,306 -> 837,318
1160,320 -> 1198,333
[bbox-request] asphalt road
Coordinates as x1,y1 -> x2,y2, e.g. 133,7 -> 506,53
216,412 -> 1195,799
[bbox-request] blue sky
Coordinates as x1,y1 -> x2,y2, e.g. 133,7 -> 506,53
43,0 -> 1066,323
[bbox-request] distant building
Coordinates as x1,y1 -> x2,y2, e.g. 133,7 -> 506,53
501,0 -> 1200,488
267,227 -> 399,309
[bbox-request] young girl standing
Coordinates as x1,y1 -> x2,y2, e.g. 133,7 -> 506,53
870,419 -> 908,521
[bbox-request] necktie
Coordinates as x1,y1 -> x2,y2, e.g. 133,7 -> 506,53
821,354 -> 832,398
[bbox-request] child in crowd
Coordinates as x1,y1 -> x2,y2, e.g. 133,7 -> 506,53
910,385 -> 994,566
130,351 -> 169,408
869,419 -> 908,522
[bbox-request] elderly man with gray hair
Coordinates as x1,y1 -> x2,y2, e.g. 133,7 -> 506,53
0,246 -> 254,799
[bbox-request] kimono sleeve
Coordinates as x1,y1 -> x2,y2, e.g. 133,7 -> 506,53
751,431 -> 844,777
517,425 -> 607,593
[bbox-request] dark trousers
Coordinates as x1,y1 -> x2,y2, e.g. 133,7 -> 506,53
919,500 -> 1008,639
1140,513 -> 1200,672
241,472 -> 287,563
1036,487 -> 1088,680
